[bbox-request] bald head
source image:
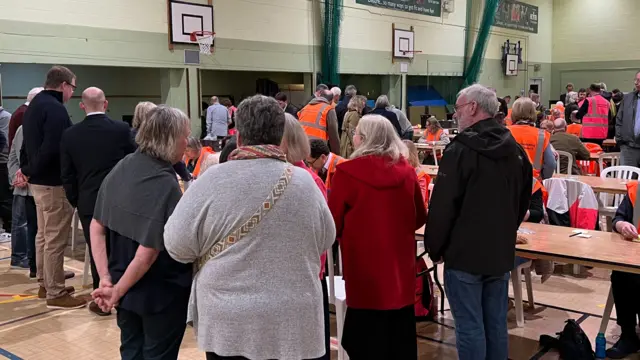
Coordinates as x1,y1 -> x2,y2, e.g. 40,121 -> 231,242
319,89 -> 334,103
553,118 -> 567,132
80,87 -> 107,114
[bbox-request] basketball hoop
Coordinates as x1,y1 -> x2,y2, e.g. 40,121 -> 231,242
190,31 -> 215,55
401,50 -> 422,57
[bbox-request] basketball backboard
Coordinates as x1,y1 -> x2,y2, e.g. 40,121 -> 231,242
393,26 -> 415,59
169,0 -> 214,45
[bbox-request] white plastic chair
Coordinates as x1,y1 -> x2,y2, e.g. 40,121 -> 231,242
598,152 -> 620,174
511,260 -> 535,328
556,150 -> 574,175
599,166 -> 640,229
326,246 -> 348,360
70,211 -> 92,287
70,209 -> 80,251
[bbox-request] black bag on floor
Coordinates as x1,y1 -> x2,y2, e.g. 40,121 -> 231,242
539,319 -> 594,359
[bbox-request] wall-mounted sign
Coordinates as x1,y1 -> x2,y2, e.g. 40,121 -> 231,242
494,0 -> 538,34
355,0 -> 441,17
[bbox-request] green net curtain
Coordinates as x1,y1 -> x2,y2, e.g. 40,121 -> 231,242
321,0 -> 342,86
462,0 -> 500,88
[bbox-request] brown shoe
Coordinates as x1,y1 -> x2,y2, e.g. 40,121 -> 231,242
89,301 -> 111,316
64,271 -> 75,280
46,294 -> 87,309
38,286 -> 76,299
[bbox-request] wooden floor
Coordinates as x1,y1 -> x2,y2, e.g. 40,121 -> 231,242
0,234 -> 638,360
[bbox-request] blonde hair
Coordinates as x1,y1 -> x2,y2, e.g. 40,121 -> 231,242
136,105 -> 190,163
427,116 -> 441,129
281,113 -> 310,163
186,136 -> 202,152
511,97 -> 537,124
402,140 -> 420,168
347,95 -> 366,113
132,101 -> 157,129
351,114 -> 408,162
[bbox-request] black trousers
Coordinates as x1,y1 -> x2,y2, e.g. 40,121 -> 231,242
342,305 -> 417,360
79,213 -> 109,290
611,271 -> 640,336
117,301 -> 188,360
0,165 -> 13,230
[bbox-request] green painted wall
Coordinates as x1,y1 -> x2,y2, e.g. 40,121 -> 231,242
551,61 -> 640,98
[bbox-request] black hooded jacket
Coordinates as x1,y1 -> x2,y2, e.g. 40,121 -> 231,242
424,118 -> 533,276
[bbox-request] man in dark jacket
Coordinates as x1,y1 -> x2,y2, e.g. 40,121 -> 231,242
424,84 -> 532,359
370,95 -> 402,137
18,65 -> 86,309
616,70 -> 640,166
604,184 -> 640,358
274,92 -> 298,119
60,87 -> 136,315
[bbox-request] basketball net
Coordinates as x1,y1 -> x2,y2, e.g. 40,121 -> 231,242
194,32 -> 215,55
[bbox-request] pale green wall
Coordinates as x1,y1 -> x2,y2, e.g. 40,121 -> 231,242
0,63 -> 161,123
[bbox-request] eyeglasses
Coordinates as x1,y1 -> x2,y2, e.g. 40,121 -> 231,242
305,157 -> 321,168
66,81 -> 77,90
454,102 -> 474,111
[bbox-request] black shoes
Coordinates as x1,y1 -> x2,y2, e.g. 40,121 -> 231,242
606,335 -> 640,359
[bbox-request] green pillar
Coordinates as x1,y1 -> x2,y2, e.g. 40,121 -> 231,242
382,75 -> 402,108
160,68 -> 201,135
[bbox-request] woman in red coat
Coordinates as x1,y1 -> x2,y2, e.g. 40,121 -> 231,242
328,114 -> 427,359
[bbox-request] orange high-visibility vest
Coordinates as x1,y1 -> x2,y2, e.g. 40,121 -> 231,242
627,181 -> 640,228
324,153 -> 346,190
532,177 -> 548,205
505,108 -> 513,122
298,102 -> 332,141
508,125 -> 550,180
567,123 -> 582,137
417,170 -> 432,209
423,129 -> 443,142
185,146 -> 215,178
582,95 -> 609,139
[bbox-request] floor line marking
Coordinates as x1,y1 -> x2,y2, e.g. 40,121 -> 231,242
0,347 -> 23,360
0,309 -> 77,333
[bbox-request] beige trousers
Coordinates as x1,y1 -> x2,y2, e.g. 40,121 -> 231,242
31,184 -> 73,300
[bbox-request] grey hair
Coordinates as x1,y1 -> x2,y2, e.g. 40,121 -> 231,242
186,136 -> 202,152
457,84 -> 499,117
347,95 -> 366,112
316,84 -> 329,92
375,95 -> 390,109
599,82 -> 607,91
27,87 -> 44,103
235,95 -> 285,146
319,89 -> 334,103
351,114 -> 408,162
132,101 -> 157,129
345,85 -> 357,97
566,91 -> 578,105
136,105 -> 190,163
331,87 -> 342,97
211,96 -> 219,104
281,113 -> 310,163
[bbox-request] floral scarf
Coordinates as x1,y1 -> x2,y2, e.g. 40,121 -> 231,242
228,144 -> 287,162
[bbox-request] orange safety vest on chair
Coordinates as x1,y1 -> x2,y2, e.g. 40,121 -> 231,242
567,123 -> 582,137
532,177 -> 548,206
298,102 -> 332,141
581,95 -> 609,139
628,181 -> 640,228
508,125 -> 550,180
185,146 -> 215,178
423,129 -> 443,142
325,153 -> 346,190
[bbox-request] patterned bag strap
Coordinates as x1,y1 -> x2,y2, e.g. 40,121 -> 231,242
194,165 -> 293,274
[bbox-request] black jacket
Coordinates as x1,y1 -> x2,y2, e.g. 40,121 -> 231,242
615,91 -> 640,148
370,107 -> 402,137
284,103 -> 299,119
20,90 -> 73,186
60,114 -> 136,215
424,118 -> 532,276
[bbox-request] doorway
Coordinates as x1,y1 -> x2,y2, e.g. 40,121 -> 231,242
529,78 -> 543,98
